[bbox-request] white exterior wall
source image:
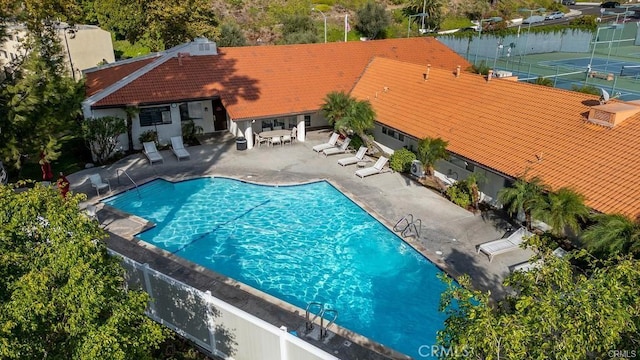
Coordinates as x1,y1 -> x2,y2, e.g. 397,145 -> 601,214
0,24 -> 114,79
111,250 -> 339,360
63,26 -> 115,78
196,99 -> 215,133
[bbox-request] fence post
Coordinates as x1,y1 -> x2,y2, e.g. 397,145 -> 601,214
204,290 -> 219,356
142,263 -> 156,317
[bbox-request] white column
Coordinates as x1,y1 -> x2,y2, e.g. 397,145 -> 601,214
297,115 -> 306,142
243,121 -> 254,149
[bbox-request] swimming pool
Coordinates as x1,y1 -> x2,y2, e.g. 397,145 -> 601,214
104,177 -> 451,358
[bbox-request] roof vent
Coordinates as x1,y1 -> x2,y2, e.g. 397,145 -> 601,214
587,103 -> 640,128
187,37 -> 218,56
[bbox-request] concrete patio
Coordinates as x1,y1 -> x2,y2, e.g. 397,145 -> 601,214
68,130 -> 535,359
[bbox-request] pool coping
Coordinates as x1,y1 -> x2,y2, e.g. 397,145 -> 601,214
99,174 -> 459,360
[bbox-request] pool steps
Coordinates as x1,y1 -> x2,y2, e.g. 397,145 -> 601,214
305,302 -> 339,339
393,214 -> 422,239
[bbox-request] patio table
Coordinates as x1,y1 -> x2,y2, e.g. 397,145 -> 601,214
259,129 -> 292,146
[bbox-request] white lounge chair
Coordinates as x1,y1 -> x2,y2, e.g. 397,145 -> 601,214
322,138 -> 351,156
338,146 -> 368,166
143,141 -> 164,165
312,133 -> 340,153
355,156 -> 388,179
477,227 -> 532,262
170,136 -> 190,161
89,174 -> 111,196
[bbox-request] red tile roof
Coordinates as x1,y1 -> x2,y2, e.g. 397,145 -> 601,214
350,57 -> 640,218
85,38 -> 470,120
84,57 -> 158,97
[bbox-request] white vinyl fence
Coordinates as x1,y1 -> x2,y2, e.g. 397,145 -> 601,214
109,250 -> 339,360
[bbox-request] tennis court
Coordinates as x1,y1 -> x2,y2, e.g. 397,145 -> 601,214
539,57 -> 640,76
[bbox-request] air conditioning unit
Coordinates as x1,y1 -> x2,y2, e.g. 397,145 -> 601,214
410,160 -> 424,178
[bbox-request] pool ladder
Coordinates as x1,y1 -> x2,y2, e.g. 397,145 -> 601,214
116,169 -> 141,198
393,214 -> 421,239
305,302 -> 338,339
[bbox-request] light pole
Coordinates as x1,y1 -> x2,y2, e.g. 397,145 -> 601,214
407,13 -> 428,37
60,24 -> 76,80
312,7 -> 327,43
518,8 -> 545,63
473,18 -> 492,65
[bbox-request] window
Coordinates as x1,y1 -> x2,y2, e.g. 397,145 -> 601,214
139,106 -> 171,127
382,127 -> 388,135
398,133 -> 405,142
304,115 -> 311,127
387,129 -> 396,137
273,118 -> 284,128
188,102 -> 203,119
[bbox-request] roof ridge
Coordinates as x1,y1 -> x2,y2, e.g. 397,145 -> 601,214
82,42 -> 193,116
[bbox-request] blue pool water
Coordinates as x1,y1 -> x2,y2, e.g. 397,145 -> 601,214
104,177 -> 451,357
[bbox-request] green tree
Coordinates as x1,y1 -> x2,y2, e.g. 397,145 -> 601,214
404,0 -> 445,31
417,136 -> 448,176
0,184 -> 167,359
533,187 -> 589,237
321,91 -> 352,128
439,252 -> 640,359
355,0 -> 390,40
321,91 -> 382,154
217,21 -> 247,47
124,106 -> 139,153
93,0 -> 217,51
498,176 -> 548,230
582,214 -> 640,258
281,13 -> 318,44
0,30 -> 84,169
534,76 -> 553,86
571,84 -> 600,95
82,116 -> 127,164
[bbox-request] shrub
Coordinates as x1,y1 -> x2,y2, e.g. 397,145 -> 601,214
349,134 -> 364,151
440,17 -> 473,31
446,182 -> 472,209
312,4 -> 331,12
181,120 -> 204,146
139,130 -> 158,145
82,116 -> 127,165
389,148 -> 416,173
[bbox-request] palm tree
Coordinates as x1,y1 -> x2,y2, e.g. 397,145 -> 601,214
417,136 -> 448,176
498,176 -> 548,230
582,214 -> 640,258
533,187 -> 589,237
124,106 -> 139,152
321,92 -> 352,129
321,91 -> 383,154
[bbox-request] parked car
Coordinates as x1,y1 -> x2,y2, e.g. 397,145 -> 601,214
545,11 -> 565,20
562,0 -> 576,5
601,1 -> 620,8
522,15 -> 546,24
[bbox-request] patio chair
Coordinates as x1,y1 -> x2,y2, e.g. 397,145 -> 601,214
312,133 -> 340,153
282,133 -> 292,145
322,137 -> 351,156
290,127 -> 297,142
89,174 -> 111,196
338,146 -> 368,166
355,156 -> 388,179
270,136 -> 282,146
255,131 -> 268,147
143,141 -> 164,165
477,227 -> 532,262
170,136 -> 190,161
85,204 -> 99,222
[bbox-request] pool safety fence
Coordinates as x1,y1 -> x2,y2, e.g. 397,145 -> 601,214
108,249 -> 339,360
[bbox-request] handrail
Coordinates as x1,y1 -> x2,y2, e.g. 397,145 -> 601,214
320,308 -> 338,339
116,169 -> 141,198
393,214 -> 413,233
403,218 -> 422,239
305,302 -> 325,332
